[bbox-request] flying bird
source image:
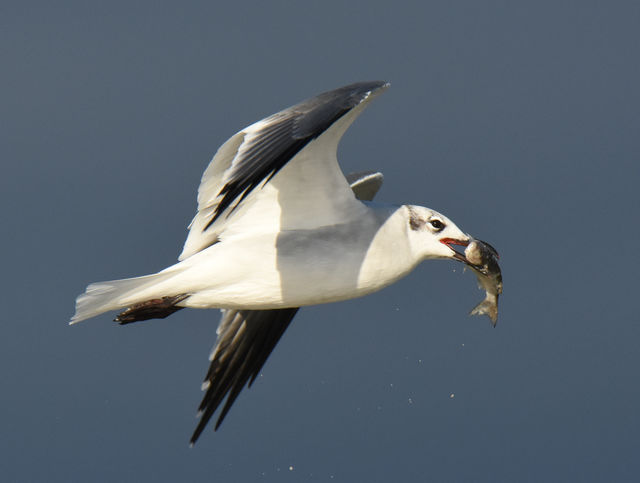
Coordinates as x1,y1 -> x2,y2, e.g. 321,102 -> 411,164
71,81 -> 492,444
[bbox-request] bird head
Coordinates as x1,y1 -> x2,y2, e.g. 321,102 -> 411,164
405,205 -> 470,262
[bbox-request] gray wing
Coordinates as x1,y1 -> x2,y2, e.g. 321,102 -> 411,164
180,81 -> 389,260
345,171 -> 384,201
205,82 -> 387,227
189,170 -> 384,444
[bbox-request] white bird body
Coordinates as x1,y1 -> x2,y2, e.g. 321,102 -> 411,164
70,81 -> 491,444
72,82 -> 467,323
74,202 -> 449,318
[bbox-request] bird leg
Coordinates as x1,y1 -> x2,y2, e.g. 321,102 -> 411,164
115,294 -> 189,324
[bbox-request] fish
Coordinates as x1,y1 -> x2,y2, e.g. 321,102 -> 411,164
464,239 -> 503,326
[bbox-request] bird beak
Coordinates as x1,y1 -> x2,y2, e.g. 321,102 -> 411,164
440,237 -> 470,263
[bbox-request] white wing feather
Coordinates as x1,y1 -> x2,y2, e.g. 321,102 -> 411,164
179,83 -> 388,260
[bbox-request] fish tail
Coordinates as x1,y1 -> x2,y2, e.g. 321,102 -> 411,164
469,299 -> 498,326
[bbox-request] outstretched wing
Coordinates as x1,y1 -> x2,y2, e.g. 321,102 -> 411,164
179,81 -> 389,260
189,171 -> 384,445
189,308 -> 298,445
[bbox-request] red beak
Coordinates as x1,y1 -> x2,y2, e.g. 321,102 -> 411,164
440,237 -> 470,262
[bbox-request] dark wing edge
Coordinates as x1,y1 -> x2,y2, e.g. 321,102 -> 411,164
205,80 -> 389,229
189,308 -> 298,445
189,170 -> 384,445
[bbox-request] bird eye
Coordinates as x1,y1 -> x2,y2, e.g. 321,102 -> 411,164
430,219 -> 445,231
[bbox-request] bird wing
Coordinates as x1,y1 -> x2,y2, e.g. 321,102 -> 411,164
189,308 -> 298,445
189,170 -> 384,444
179,81 -> 389,260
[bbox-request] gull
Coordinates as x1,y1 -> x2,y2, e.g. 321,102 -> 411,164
71,81 -> 474,444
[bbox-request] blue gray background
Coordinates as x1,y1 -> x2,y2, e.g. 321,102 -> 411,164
3,2 -> 639,482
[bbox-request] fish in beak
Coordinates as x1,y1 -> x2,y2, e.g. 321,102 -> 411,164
439,236 -> 503,325
462,238 -> 503,326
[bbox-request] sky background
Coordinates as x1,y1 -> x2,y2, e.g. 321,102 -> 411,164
3,2 -> 640,482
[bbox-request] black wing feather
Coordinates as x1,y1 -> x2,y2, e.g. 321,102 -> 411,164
204,80 -> 388,229
190,308 -> 298,445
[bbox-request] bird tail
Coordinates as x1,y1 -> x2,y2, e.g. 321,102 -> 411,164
70,270 -> 183,325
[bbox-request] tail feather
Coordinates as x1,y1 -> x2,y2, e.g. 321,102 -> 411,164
70,271 -> 180,324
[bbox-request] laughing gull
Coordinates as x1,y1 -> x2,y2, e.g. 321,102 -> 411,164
71,81 -> 475,444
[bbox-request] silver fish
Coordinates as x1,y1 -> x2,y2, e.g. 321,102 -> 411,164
464,239 -> 503,326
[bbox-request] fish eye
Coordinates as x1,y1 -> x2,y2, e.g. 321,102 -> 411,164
429,219 -> 445,232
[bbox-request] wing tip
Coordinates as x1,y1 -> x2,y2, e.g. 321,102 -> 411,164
341,80 -> 390,105
349,79 -> 390,92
